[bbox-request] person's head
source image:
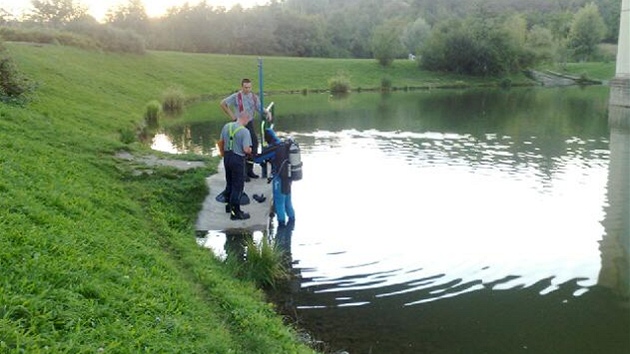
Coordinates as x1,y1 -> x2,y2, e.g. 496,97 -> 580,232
237,110 -> 249,125
241,78 -> 252,94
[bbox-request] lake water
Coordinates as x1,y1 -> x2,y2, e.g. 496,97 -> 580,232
156,87 -> 629,354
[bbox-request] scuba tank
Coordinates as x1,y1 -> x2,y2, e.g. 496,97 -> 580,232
287,138 -> 302,181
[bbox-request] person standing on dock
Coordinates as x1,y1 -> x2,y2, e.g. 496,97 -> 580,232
255,128 -> 296,226
220,78 -> 266,181
219,111 -> 252,220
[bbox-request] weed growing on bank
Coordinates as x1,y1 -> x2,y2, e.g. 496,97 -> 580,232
144,100 -> 162,128
161,86 -> 186,115
224,235 -> 290,290
0,44 -> 35,104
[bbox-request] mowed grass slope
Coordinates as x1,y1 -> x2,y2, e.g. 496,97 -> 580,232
0,42 -> 316,353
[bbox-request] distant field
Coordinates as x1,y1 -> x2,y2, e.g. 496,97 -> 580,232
6,42 -> 539,96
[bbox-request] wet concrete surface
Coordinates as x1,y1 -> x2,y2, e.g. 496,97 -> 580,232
195,161 -> 273,233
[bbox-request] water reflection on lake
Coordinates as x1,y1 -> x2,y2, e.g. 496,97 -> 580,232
161,87 -> 629,353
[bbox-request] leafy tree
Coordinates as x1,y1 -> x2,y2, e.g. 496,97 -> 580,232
223,6 -> 276,55
105,0 -> 149,35
151,3 -> 201,52
596,0 -> 621,43
401,17 -> 431,56
420,12 -> 531,76
150,2 -> 233,53
28,0 -> 88,27
7,0 -> 619,62
539,10 -> 574,41
525,25 -> 556,63
499,14 -> 530,70
0,8 -> 14,25
318,0 -> 388,58
284,0 -> 331,15
274,12 -> 328,57
502,14 -> 527,47
324,13 -> 355,57
371,19 -> 405,66
419,20 -> 451,72
567,2 -> 606,61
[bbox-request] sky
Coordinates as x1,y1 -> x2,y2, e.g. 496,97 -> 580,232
2,0 -> 270,21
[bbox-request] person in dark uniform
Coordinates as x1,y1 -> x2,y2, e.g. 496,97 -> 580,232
219,111 -> 252,220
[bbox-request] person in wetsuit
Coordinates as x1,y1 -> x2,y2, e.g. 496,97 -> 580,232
255,128 -> 295,226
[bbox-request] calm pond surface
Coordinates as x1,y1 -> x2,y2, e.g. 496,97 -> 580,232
156,86 -> 629,354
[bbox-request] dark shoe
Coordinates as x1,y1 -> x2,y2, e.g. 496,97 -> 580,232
253,193 -> 266,203
230,208 -> 250,220
247,171 -> 259,179
224,204 -> 230,213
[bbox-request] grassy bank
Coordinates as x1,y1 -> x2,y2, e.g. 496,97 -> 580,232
0,43 -> 316,353
0,42 -> 615,352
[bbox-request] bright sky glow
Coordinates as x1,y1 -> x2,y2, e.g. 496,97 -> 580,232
3,0 -> 269,21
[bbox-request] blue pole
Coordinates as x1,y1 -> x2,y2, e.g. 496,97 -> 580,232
258,57 -> 264,118
258,57 -> 268,178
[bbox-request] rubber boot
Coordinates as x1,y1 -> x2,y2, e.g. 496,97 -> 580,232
246,161 -> 259,179
230,205 -> 250,220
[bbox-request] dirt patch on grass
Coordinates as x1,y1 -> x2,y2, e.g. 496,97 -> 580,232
116,151 -> 206,174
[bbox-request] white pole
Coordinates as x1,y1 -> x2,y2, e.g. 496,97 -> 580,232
617,0 -> 630,77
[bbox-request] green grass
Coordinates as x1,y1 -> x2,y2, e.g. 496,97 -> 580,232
539,62 -> 616,81
0,41 -> 618,352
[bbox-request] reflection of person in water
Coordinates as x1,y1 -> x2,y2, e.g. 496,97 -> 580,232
275,221 -> 294,267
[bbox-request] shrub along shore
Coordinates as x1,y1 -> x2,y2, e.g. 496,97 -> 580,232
0,42 -> 614,352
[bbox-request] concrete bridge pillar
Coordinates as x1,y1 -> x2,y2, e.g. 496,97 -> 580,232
599,106 -> 630,299
610,0 -> 630,108
599,0 -> 630,299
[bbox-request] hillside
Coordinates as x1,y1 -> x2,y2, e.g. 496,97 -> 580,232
0,43 -> 316,353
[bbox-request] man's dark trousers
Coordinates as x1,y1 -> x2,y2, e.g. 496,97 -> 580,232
224,151 -> 246,206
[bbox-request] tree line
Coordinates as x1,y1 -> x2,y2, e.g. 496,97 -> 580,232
0,0 -> 620,76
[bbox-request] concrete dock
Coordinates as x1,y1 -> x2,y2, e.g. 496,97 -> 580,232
195,161 -> 273,234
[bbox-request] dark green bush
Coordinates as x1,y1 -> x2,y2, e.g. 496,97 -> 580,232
380,76 -> 392,92
0,49 -> 35,104
328,72 -> 351,93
